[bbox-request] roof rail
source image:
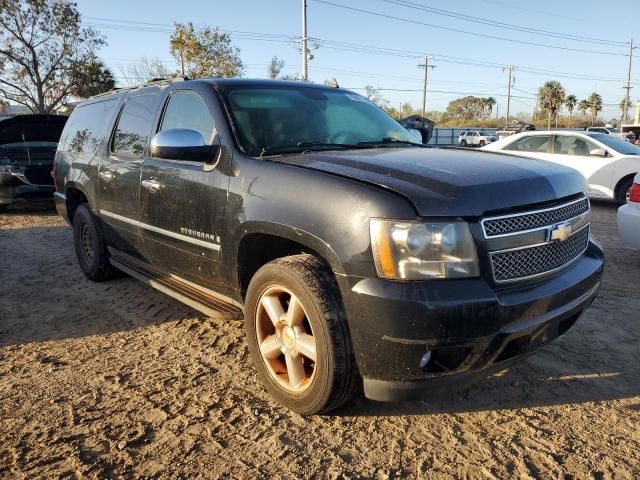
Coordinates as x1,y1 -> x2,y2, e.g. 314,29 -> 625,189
89,76 -> 189,99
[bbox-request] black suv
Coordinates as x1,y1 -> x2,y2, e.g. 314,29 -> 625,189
54,78 -> 603,414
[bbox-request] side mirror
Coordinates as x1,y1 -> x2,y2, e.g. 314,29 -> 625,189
150,129 -> 219,163
589,148 -> 607,157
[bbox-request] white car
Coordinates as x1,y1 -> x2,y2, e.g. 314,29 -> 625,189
586,126 -> 635,143
618,173 -> 640,250
482,130 -> 640,203
458,130 -> 497,147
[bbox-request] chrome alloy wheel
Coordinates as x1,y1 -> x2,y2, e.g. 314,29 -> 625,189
255,286 -> 317,392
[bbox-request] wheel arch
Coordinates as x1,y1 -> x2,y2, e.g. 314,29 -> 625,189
614,173 -> 637,202
234,222 -> 344,300
65,182 -> 93,223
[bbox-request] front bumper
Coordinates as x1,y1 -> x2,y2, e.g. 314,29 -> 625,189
617,203 -> 640,250
338,241 -> 604,402
0,171 -> 54,206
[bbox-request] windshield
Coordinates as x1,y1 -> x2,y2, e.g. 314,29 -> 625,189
607,128 -> 620,133
221,85 -> 417,156
588,133 -> 640,155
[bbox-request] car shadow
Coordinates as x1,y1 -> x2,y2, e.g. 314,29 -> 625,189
2,208 -> 639,415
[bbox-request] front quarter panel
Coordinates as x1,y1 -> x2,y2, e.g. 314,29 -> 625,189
225,155 -> 417,289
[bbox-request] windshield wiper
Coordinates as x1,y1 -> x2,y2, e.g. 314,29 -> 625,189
357,137 -> 425,147
259,142 -> 365,157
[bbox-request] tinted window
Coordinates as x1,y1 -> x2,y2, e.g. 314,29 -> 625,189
112,94 -> 159,158
160,90 -> 214,142
588,133 -> 640,155
505,135 -> 551,153
60,99 -> 118,153
554,136 -> 597,156
222,86 -> 415,156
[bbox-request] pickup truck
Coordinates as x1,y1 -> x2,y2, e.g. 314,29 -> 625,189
53,78 -> 604,414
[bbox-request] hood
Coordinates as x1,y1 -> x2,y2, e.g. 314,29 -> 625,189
271,147 -> 586,217
0,115 -> 68,145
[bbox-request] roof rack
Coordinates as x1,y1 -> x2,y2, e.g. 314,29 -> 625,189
90,76 -> 189,99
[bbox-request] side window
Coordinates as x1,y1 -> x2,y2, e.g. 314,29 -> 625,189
554,136 -> 597,156
60,99 -> 118,153
474,132 -> 479,136
505,135 -> 551,153
160,90 -> 214,142
112,94 -> 159,158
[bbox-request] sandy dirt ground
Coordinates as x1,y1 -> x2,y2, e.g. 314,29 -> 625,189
1,201 -> 639,479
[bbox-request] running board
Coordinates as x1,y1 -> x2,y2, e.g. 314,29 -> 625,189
109,249 -> 244,320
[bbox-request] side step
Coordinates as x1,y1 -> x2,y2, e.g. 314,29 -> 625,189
109,249 -> 244,320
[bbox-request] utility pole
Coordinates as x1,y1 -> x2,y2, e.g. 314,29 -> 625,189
302,0 -> 308,82
503,65 -> 514,122
418,56 -> 436,117
622,39 -> 635,124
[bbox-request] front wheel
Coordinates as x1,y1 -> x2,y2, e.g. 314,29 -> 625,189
245,254 -> 359,415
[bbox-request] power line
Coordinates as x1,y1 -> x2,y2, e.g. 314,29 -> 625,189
378,0 -> 628,47
311,0 -> 629,57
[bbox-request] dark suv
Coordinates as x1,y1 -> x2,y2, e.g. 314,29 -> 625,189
54,78 -> 604,414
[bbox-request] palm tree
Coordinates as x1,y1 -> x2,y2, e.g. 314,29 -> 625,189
565,94 -> 578,127
538,81 -> 566,130
588,92 -> 603,126
578,99 -> 590,119
484,97 -> 496,123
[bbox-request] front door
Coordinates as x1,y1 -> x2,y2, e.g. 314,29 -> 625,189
551,135 -> 616,198
138,89 -> 229,292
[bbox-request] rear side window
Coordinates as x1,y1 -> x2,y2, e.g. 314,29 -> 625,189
505,135 -> 551,153
112,94 -> 159,158
59,99 -> 118,153
160,90 -> 214,142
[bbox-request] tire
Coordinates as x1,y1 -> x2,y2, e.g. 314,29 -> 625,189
72,204 -> 120,281
460,140 -> 467,147
616,177 -> 634,204
479,140 -> 486,147
245,254 -> 359,415
0,205 -> 8,213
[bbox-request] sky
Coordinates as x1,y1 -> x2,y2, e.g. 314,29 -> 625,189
75,0 -> 640,121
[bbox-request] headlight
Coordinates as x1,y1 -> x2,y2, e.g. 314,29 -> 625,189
370,219 -> 479,280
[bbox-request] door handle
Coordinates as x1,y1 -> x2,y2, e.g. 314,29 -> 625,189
98,170 -> 114,182
141,179 -> 162,193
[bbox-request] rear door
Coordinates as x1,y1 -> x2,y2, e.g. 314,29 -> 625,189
138,88 -> 229,291
97,93 -> 160,254
501,134 -> 553,161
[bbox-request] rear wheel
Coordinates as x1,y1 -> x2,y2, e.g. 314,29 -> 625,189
73,204 -> 120,281
460,140 -> 467,147
245,254 -> 359,415
479,140 -> 486,147
616,177 -> 635,204
0,205 -> 8,214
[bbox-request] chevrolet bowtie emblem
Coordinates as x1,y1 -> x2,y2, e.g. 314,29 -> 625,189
549,222 -> 572,242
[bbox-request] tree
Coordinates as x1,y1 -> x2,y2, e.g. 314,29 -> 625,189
267,56 -> 285,80
578,99 -> 590,118
70,59 -> 115,98
364,85 -> 388,109
118,57 -> 171,86
0,0 -> 105,113
587,92 -> 603,126
481,97 -> 496,123
445,96 -> 486,121
538,81 -> 566,129
564,94 -> 578,127
169,22 -> 243,78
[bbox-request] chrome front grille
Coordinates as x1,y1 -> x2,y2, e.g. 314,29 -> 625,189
482,197 -> 590,237
490,226 -> 590,282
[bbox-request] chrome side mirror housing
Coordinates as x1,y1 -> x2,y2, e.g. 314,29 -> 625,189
150,129 -> 219,163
